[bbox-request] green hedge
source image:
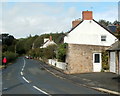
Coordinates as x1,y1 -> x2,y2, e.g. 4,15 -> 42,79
2,51 -> 17,63
102,51 -> 109,70
56,43 -> 68,62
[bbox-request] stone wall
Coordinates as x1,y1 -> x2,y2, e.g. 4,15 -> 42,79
64,44 -> 109,74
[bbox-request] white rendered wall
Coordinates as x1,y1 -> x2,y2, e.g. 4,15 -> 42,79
48,59 -> 66,70
64,20 -> 117,46
40,40 -> 56,48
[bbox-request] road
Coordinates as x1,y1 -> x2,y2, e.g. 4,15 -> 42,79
2,57 -> 106,95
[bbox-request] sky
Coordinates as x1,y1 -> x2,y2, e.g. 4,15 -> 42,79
0,0 -> 119,39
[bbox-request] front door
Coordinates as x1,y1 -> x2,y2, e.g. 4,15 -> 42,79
110,52 -> 116,73
93,53 -> 102,72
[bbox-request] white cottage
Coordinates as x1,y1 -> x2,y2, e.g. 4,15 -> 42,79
64,11 -> 117,74
40,36 -> 57,48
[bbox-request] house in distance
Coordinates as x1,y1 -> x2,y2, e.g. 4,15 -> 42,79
40,36 -> 57,48
64,11 -> 117,74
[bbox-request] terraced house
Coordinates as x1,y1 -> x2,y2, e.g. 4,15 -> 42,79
64,11 -> 117,74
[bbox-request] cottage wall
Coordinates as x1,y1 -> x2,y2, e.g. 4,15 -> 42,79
64,44 -> 109,74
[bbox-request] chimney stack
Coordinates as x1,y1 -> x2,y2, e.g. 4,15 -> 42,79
49,36 -> 52,41
72,19 -> 81,28
82,11 -> 93,20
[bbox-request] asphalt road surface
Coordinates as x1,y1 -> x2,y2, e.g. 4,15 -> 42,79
2,57 -> 107,95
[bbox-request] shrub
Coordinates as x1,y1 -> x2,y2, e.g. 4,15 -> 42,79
28,48 -> 44,58
56,43 -> 68,62
43,45 -> 57,59
28,45 -> 57,59
2,51 -> 17,63
102,51 -> 109,70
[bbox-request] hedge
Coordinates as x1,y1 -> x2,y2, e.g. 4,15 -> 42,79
2,51 -> 18,63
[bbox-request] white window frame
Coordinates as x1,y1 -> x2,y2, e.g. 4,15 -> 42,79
101,35 -> 107,41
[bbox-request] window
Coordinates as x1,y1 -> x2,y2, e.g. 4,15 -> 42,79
101,35 -> 106,41
94,54 -> 100,63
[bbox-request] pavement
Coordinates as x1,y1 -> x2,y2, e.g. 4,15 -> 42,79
38,60 -> 120,95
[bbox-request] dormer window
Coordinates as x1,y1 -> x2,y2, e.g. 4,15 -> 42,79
101,35 -> 106,41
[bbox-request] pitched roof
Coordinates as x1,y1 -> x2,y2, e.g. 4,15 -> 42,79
67,20 -> 83,34
64,19 -> 117,46
67,19 -> 117,38
107,41 -> 120,51
93,19 -> 117,37
40,39 -> 57,48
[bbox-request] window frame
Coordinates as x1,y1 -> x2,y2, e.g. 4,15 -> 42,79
101,35 -> 107,42
94,54 -> 100,63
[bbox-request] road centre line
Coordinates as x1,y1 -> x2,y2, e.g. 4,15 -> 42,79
23,58 -> 26,65
22,76 -> 30,83
22,58 -> 26,70
33,86 -> 49,95
22,58 -> 50,95
20,72 -> 23,75
21,68 -> 24,71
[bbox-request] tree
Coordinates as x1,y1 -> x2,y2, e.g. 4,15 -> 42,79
2,34 -> 15,46
34,36 -> 44,48
116,26 -> 120,40
16,39 -> 26,54
43,45 -> 57,59
23,36 -> 38,53
113,20 -> 120,25
2,34 -> 16,53
98,19 -> 112,27
56,43 -> 68,62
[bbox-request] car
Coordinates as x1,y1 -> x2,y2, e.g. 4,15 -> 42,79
28,56 -> 33,59
25,56 -> 29,59
25,56 -> 33,59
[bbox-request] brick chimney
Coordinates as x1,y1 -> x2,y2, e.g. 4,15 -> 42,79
82,11 -> 93,20
49,36 -> 52,41
72,19 -> 81,28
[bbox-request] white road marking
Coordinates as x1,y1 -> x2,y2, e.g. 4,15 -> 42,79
92,87 -> 120,95
22,58 -> 26,71
22,76 -> 30,83
22,58 -> 50,95
33,86 -> 49,95
20,72 -> 23,75
21,68 -> 24,71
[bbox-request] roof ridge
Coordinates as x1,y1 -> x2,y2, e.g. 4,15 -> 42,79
93,19 -> 117,37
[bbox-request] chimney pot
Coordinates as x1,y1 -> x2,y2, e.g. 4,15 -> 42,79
50,36 -> 52,41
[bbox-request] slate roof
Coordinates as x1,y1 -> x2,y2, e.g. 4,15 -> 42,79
107,41 -> 120,51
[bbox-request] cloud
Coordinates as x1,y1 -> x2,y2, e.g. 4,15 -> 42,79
1,2 -> 118,38
94,7 -> 118,22
1,3 -> 74,38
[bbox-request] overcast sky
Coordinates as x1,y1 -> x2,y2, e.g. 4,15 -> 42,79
1,0 -> 119,38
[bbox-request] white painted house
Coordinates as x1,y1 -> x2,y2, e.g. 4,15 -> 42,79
40,36 -> 57,48
64,11 -> 117,74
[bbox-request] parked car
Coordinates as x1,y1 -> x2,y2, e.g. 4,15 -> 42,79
25,56 -> 29,59
29,56 -> 33,59
25,56 -> 33,59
